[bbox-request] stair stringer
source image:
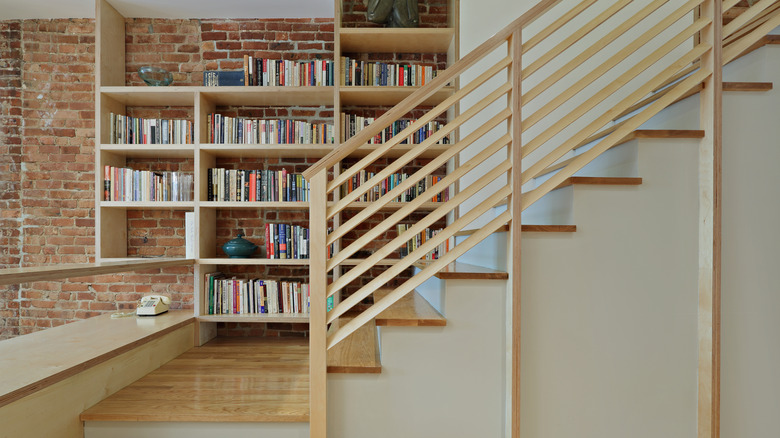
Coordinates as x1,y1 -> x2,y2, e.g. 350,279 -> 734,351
327,278 -> 508,438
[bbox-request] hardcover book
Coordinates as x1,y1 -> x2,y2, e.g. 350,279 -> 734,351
203,71 -> 245,86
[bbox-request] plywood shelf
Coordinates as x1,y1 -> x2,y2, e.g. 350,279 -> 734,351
100,201 -> 195,209
200,201 -> 309,210
340,86 -> 456,106
101,86 -> 334,107
200,86 -> 334,106
198,258 -> 310,265
340,28 -> 455,53
198,314 -> 309,323
100,144 -> 195,158
199,143 -> 335,158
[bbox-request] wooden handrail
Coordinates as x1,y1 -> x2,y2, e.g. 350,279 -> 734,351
300,0 -> 561,181
0,258 -> 195,286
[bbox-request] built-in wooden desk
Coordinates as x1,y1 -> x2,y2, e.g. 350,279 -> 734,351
0,310 -> 195,408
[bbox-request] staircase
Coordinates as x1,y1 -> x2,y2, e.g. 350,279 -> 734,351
81,1 -> 780,437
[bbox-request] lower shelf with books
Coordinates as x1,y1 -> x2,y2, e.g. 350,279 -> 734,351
197,314 -> 310,323
203,274 -> 310,316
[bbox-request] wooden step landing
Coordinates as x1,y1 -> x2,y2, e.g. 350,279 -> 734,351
374,288 -> 446,327
80,337 -> 309,423
415,261 -> 509,280
327,318 -> 381,374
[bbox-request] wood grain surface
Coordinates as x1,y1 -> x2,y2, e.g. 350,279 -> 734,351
80,337 -> 310,423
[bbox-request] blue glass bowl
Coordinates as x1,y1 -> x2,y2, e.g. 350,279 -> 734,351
138,66 -> 173,86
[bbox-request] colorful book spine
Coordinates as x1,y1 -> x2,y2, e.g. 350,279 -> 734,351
109,113 -> 194,145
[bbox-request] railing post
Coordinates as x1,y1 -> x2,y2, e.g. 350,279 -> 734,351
509,28 -> 523,438
697,1 -> 722,438
309,169 -> 328,438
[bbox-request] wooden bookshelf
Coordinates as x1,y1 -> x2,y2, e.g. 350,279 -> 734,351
95,0 -> 461,336
197,314 -> 310,323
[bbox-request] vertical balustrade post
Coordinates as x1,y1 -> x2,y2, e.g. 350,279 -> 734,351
509,28 -> 523,438
309,169 -> 328,438
697,1 -> 722,438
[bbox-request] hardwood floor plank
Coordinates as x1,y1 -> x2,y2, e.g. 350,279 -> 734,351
80,337 -> 310,423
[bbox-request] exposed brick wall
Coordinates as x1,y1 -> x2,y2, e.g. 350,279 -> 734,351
0,20 -> 23,339
341,0 -> 449,28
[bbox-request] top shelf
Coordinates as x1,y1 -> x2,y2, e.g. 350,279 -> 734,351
101,86 -> 334,107
340,28 -> 455,54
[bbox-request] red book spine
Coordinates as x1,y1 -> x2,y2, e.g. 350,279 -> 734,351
265,223 -> 271,259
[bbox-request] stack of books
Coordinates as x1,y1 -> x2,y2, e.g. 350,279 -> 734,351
396,225 -> 452,260
265,223 -> 310,260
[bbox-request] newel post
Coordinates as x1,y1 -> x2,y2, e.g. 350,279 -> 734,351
509,28 -> 523,438
697,0 -> 722,437
309,169 -> 328,438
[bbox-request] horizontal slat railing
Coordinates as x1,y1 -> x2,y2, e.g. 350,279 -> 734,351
307,0 -> 778,363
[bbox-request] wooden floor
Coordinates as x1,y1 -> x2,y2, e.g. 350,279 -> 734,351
80,337 -> 309,423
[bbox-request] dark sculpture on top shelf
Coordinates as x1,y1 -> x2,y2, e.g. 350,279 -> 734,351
367,0 -> 420,28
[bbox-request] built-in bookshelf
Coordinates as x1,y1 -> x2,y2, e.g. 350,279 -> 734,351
94,0 -> 459,339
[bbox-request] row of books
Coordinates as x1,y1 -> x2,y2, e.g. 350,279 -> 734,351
204,274 -> 310,315
341,171 -> 450,203
341,57 -> 438,87
103,166 -> 193,202
109,113 -> 194,145
207,114 -> 335,144
244,56 -> 335,87
207,168 -> 309,203
265,223 -> 309,260
396,225 -> 452,260
341,113 -> 450,144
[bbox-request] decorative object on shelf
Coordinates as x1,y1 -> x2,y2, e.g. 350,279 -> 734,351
222,232 -> 259,258
138,66 -> 173,86
367,0 -> 419,27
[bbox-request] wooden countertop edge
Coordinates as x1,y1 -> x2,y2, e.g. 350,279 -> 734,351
0,313 -> 196,409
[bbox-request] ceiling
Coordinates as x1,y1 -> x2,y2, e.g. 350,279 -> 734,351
0,0 -> 335,19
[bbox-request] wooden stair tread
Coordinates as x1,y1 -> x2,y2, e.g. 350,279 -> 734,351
538,130 -> 704,178
80,337 -> 309,423
414,261 -> 509,280
454,223 -> 577,236
327,318 -> 381,374
532,176 -> 643,194
374,289 -> 446,327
